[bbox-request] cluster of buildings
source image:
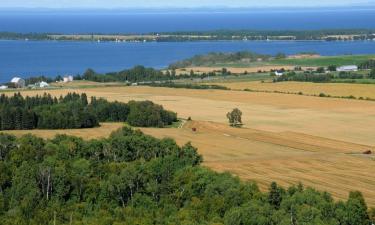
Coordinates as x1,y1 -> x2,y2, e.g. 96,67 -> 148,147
273,65 -> 359,76
0,75 -> 74,90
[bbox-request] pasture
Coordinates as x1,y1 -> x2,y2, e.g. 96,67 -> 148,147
2,85 -> 375,205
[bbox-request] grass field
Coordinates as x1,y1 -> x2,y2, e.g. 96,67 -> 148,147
2,85 -> 375,206
179,54 -> 375,73
271,54 -> 375,67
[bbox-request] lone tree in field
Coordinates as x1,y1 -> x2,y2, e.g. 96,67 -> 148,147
226,108 -> 243,127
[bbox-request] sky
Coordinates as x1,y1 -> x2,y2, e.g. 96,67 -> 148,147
0,0 -> 374,9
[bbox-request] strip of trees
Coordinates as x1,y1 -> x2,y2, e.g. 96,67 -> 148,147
0,130 -> 372,224
0,92 -> 177,130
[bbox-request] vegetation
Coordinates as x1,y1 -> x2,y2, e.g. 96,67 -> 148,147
0,128 -> 372,224
169,51 -> 272,69
145,82 -> 230,90
2,29 -> 375,42
358,60 -> 375,70
0,32 -> 50,40
227,108 -> 243,127
0,92 -> 177,130
274,72 -> 334,83
161,29 -> 375,41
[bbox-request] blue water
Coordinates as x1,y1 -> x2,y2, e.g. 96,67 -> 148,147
1,40 -> 375,82
1,8 -> 375,82
0,8 -> 375,33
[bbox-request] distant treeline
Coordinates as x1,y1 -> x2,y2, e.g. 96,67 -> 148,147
78,65 -> 231,83
0,32 -> 50,40
160,29 -> 375,41
274,70 -> 375,83
2,29 -> 375,42
145,82 -> 230,90
359,59 -> 375,70
0,92 -> 177,130
274,72 -> 334,83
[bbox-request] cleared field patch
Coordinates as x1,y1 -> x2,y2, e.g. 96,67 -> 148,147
272,54 -> 375,67
211,81 -> 375,99
201,54 -> 375,68
3,123 -> 124,140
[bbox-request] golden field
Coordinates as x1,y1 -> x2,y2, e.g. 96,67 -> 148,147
5,123 -> 124,140
211,81 -> 375,99
2,85 -> 375,205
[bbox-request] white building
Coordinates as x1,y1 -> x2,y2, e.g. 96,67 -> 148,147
10,77 -> 25,88
0,85 -> 8,90
274,71 -> 284,76
63,75 -> 74,83
38,81 -> 49,88
337,65 -> 358,72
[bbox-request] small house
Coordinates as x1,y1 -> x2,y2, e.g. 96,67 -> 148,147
274,71 -> 284,76
63,75 -> 74,83
0,85 -> 8,90
38,81 -> 49,88
10,77 -> 25,88
337,65 -> 358,72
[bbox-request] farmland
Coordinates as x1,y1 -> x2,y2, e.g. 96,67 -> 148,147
174,54 -> 375,76
2,84 -> 375,206
210,80 -> 375,99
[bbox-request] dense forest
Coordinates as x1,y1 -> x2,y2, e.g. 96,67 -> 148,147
0,129 -> 373,224
0,93 -> 177,130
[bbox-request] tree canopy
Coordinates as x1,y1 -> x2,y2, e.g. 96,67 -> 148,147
0,129 -> 372,224
0,93 -> 177,130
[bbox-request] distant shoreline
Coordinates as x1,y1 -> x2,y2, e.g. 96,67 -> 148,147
1,29 -> 375,42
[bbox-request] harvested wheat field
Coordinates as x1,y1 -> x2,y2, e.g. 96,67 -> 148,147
213,81 -> 375,99
4,123 -> 124,140
4,85 -> 375,205
141,120 -> 375,206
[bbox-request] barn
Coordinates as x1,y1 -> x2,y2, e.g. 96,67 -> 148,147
10,77 -> 25,88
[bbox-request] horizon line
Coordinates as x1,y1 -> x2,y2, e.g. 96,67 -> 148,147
1,5 -> 375,10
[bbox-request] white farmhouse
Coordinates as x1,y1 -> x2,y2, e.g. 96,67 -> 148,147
63,75 -> 74,83
337,65 -> 358,72
10,77 -> 25,88
38,81 -> 49,88
274,71 -> 284,76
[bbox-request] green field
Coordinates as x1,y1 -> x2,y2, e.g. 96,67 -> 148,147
272,54 -> 375,67
206,54 -> 375,68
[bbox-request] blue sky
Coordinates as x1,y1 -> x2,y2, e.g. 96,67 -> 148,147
0,0 -> 374,8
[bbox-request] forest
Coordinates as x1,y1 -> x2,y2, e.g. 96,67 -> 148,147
0,128 -> 373,224
0,93 -> 177,130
